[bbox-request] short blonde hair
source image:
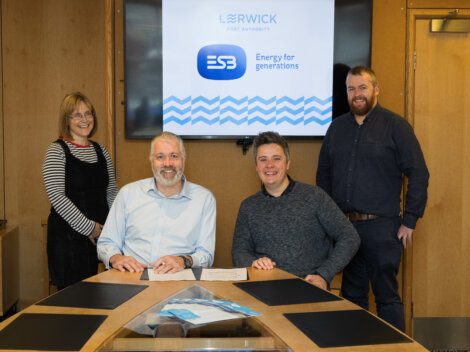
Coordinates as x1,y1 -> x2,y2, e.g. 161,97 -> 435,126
58,92 -> 97,139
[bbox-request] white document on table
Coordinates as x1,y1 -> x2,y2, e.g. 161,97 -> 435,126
148,268 -> 196,281
200,268 -> 247,281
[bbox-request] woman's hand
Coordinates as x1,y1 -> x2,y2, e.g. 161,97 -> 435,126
88,222 -> 103,245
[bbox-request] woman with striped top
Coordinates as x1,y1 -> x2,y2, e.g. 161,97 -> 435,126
43,92 -> 117,289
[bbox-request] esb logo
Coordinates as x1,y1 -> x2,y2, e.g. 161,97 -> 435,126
197,44 -> 246,80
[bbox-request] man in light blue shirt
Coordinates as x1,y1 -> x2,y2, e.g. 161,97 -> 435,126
97,132 -> 216,273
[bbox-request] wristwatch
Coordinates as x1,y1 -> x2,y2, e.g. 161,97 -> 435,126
180,255 -> 192,269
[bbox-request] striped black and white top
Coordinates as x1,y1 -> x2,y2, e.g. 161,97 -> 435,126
42,139 -> 118,236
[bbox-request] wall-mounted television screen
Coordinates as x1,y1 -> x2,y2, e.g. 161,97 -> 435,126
124,0 -> 372,139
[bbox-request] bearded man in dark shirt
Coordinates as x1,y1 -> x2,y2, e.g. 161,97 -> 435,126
316,66 -> 429,331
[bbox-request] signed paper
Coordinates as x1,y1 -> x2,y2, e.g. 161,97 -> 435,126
148,268 -> 196,281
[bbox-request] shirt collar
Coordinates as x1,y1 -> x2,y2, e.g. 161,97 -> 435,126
146,175 -> 191,199
261,175 -> 296,197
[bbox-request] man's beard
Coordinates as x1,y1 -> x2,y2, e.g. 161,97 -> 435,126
349,96 -> 375,116
153,167 -> 183,187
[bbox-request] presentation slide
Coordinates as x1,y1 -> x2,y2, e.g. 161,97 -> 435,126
162,0 -> 335,137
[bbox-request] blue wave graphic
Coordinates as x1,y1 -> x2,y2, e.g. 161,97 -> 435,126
192,116 -> 220,125
192,96 -> 220,105
226,14 -> 237,23
276,106 -> 304,115
304,105 -> 332,116
305,96 -> 332,105
192,106 -> 219,115
248,106 -> 276,115
304,116 -> 332,125
163,116 -> 191,125
248,116 -> 276,125
163,95 -> 332,127
277,96 -> 304,105
163,106 -> 191,115
163,96 -> 191,105
220,96 -> 248,105
220,116 -> 248,125
276,116 -> 304,125
248,96 -> 276,105
220,106 -> 248,114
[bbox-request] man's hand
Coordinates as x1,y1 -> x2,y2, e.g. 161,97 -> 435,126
109,254 -> 146,272
150,255 -> 184,274
305,274 -> 327,290
251,257 -> 276,270
397,225 -> 414,248
88,222 -> 103,245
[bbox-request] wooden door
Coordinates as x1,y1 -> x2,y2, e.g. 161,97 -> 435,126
407,9 -> 470,317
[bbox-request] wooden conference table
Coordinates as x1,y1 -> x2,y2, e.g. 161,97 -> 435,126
0,268 -> 427,351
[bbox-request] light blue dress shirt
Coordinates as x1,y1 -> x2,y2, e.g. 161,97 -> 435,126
97,177 -> 216,268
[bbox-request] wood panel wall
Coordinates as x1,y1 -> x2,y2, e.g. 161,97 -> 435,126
1,0 -> 465,317
0,3 -> 4,220
1,0 -> 107,306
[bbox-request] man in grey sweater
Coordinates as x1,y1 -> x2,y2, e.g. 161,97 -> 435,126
232,131 -> 360,289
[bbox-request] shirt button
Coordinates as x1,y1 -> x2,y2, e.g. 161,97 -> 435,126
354,139 -> 358,142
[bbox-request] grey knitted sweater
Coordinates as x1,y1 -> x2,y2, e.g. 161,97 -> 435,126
232,181 -> 360,282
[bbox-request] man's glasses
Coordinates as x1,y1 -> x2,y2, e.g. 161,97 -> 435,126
69,111 -> 94,121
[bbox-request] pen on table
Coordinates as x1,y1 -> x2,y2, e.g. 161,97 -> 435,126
148,261 -> 166,270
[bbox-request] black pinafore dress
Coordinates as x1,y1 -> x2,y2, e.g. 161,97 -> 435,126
47,139 -> 109,288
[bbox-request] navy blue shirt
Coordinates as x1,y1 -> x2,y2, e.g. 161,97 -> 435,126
316,104 -> 429,229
